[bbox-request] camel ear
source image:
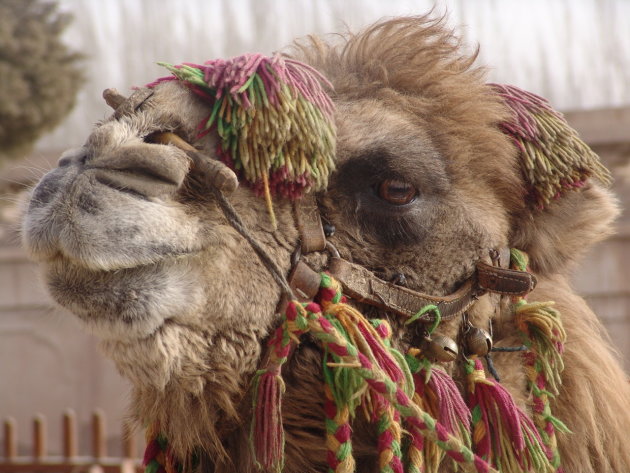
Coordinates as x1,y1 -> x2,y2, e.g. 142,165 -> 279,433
491,84 -> 619,276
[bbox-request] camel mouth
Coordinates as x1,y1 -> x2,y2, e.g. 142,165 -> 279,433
50,247 -> 202,272
42,252 -> 206,340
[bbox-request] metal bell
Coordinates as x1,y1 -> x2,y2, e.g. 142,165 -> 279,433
464,327 -> 493,357
424,335 -> 459,362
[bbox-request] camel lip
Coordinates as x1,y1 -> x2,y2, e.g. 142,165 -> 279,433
43,251 -> 207,341
43,247 -> 204,274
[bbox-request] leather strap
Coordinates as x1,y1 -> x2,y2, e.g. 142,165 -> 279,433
288,260 -> 322,302
293,196 -> 326,253
326,257 -> 536,322
327,257 -> 479,321
476,261 -> 537,295
288,194 -> 537,323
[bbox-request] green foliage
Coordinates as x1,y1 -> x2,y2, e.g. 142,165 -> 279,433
0,0 -> 83,161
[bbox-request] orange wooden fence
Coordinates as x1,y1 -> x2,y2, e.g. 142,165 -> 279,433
1,410 -> 143,473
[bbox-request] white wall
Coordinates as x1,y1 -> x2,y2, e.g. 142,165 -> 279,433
36,0 -> 630,154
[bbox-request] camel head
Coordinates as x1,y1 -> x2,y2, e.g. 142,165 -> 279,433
22,16 -> 630,473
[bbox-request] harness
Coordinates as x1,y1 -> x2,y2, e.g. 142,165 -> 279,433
149,130 -> 559,473
107,89 -> 567,472
142,128 -> 536,328
101,46 -> 609,473
286,196 -> 536,321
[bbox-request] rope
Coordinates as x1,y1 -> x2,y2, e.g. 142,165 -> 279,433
252,274 -> 498,473
211,187 -> 294,298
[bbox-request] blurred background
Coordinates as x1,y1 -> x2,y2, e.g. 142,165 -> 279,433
1,0 -> 629,462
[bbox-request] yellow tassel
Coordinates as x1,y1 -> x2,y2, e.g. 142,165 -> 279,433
261,173 -> 277,230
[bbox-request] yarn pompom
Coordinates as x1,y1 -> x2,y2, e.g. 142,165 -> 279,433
491,83 -> 611,209
150,54 -> 336,200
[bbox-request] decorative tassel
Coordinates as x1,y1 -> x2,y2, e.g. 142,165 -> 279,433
251,366 -> 286,472
250,301 -> 308,471
511,249 -> 569,471
143,424 -> 178,473
406,350 -> 472,473
491,83 -> 611,209
403,303 -> 471,472
251,273 -> 497,473
150,54 -> 335,200
466,358 -> 553,472
310,276 -> 495,473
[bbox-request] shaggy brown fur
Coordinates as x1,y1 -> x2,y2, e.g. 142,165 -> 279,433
22,15 -> 630,473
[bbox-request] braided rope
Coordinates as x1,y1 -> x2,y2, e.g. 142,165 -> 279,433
251,272 -> 496,472
369,321 -> 404,473
249,264 -> 566,473
406,392 -> 426,473
324,383 -> 355,473
300,296 -> 496,473
375,400 -> 404,473
511,249 -> 569,472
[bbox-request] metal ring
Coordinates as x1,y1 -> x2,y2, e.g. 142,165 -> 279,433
325,241 -> 340,258
291,244 -> 302,267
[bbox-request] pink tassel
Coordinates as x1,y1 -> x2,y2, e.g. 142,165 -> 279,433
466,358 -> 552,472
422,367 -> 471,439
410,358 -> 471,472
250,301 -> 307,471
251,366 -> 286,472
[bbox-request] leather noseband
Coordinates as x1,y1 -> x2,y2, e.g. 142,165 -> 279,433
288,195 -> 536,323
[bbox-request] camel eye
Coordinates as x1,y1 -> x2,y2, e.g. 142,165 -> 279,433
377,179 -> 417,205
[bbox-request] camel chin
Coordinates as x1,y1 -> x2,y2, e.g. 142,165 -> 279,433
42,255 -> 207,340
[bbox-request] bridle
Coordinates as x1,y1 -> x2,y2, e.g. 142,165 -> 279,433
103,88 -> 537,326
106,82 -> 565,473
141,125 -> 537,329
287,195 -> 536,324
102,85 -> 536,334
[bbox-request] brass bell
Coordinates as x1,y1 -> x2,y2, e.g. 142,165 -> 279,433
464,327 -> 493,357
424,335 -> 459,363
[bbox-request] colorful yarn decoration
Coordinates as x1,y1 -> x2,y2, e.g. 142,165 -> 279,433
491,83 -> 611,209
511,249 -> 569,472
251,273 -> 499,473
149,54 -> 335,205
369,322 -> 405,473
319,280 -> 408,473
374,396 -> 404,473
144,424 -> 179,473
250,298 -> 309,472
406,352 -> 472,473
323,381 -> 356,473
465,358 -> 553,472
404,305 -> 472,473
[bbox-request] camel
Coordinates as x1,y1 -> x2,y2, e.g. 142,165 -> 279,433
22,15 -> 630,473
